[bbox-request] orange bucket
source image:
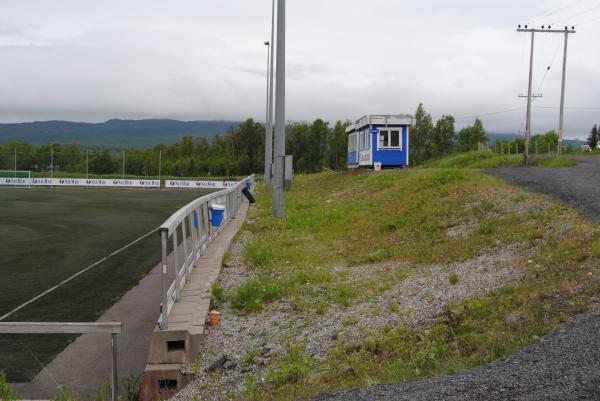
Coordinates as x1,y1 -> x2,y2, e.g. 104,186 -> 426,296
209,310 -> 221,327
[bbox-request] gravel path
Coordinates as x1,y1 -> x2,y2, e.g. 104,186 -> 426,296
313,311 -> 600,401
486,154 -> 600,220
313,157 -> 600,401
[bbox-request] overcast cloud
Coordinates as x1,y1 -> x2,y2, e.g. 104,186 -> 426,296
0,0 -> 599,137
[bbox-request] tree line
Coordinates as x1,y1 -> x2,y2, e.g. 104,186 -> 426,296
409,103 -> 488,164
0,118 -> 349,177
0,104 -> 574,178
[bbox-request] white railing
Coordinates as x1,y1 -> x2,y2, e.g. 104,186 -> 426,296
157,175 -> 254,329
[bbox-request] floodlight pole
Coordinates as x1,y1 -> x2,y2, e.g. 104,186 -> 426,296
158,150 -> 162,184
14,148 -> 16,178
122,150 -> 125,180
264,39 -> 272,189
264,0 -> 276,190
272,0 -> 285,219
50,148 -> 54,180
86,149 -> 89,179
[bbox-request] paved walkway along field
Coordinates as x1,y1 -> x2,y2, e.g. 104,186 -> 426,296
314,156 -> 600,401
11,258 -> 172,399
12,199 -> 250,399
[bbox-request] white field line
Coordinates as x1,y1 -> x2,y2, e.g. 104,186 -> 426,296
0,228 -> 159,321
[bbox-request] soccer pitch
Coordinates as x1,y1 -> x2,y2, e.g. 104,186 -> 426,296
0,186 -> 214,382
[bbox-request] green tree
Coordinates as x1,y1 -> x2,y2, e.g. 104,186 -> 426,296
457,118 -> 487,151
432,115 -> 456,156
327,120 -> 349,171
90,149 -> 117,174
587,124 -> 598,150
410,103 -> 435,165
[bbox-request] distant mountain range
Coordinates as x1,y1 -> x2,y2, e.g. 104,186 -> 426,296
488,133 -> 586,148
0,119 -> 242,148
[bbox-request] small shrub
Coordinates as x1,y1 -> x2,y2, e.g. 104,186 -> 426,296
380,223 -> 398,233
332,284 -> 358,307
232,279 -> 284,313
266,343 -> 315,387
389,303 -> 401,314
0,371 -> 17,401
51,385 -> 78,401
211,283 -> 227,308
475,217 -> 498,235
449,272 -> 460,285
121,373 -> 141,401
590,239 -> 600,256
244,242 -> 274,269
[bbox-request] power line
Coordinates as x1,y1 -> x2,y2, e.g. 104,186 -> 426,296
553,2 -> 600,24
576,13 -> 600,26
534,105 -> 600,110
536,38 -> 563,92
454,107 -> 523,121
530,0 -> 586,23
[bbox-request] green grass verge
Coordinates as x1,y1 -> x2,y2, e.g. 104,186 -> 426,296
425,150 -> 577,169
0,187 -> 214,382
228,170 -> 599,400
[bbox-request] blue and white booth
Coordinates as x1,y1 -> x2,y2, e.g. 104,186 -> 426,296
347,114 -> 414,169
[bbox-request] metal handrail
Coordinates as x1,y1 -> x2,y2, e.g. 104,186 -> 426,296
0,322 -> 122,401
157,175 -> 254,329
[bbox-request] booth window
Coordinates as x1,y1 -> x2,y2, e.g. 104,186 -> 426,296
379,129 -> 402,149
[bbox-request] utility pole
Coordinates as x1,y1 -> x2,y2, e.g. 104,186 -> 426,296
265,0 -> 276,190
518,93 -> 543,151
517,25 -> 575,161
86,149 -> 89,179
122,150 -> 125,180
264,40 -> 272,188
558,28 -> 575,156
272,0 -> 286,219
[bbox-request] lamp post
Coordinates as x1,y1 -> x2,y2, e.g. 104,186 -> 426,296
264,0 -> 276,190
264,40 -> 272,189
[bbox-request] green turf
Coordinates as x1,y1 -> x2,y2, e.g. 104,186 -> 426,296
0,187 -> 214,382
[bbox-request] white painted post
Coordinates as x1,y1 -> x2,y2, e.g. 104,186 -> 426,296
182,217 -> 189,280
172,228 -> 180,302
160,230 -> 168,329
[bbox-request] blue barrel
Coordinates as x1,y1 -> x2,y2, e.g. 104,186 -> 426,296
210,204 -> 226,227
245,180 -> 252,191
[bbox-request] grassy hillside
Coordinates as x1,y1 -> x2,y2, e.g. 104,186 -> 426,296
425,150 -> 577,168
195,170 -> 600,400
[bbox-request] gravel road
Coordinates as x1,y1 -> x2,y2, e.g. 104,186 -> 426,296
313,156 -> 600,401
487,154 -> 600,220
314,312 -> 600,401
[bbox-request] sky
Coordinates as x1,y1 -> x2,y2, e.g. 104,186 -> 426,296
0,0 -> 599,138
